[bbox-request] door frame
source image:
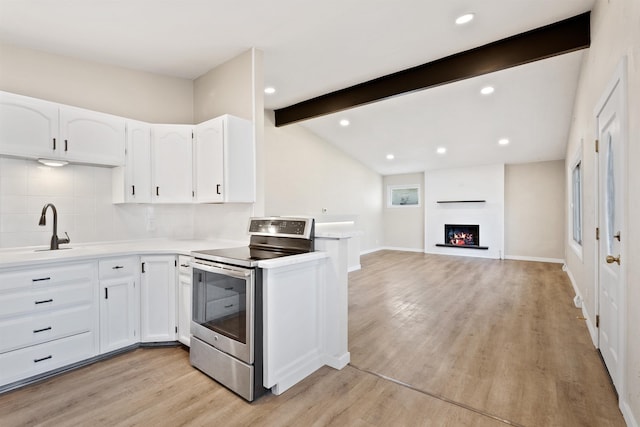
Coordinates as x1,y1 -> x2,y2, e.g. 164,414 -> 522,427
593,56 -> 628,397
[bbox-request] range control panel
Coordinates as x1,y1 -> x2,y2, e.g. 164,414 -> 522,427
248,217 -> 313,239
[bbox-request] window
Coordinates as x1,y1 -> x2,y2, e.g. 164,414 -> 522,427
387,185 -> 421,208
571,160 -> 582,245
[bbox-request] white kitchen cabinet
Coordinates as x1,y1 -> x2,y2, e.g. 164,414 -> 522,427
59,105 -> 125,166
113,120 -> 152,203
140,255 -> 177,342
0,91 -> 59,159
193,115 -> 254,203
177,255 -> 192,346
98,257 -> 139,353
0,91 -> 125,166
0,261 -> 98,388
151,125 -> 193,203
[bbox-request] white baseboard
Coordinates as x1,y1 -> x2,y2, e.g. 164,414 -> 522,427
348,264 -> 361,272
325,352 -> 350,370
564,265 -> 598,347
379,246 -> 425,253
622,400 -> 639,427
504,255 -> 565,264
360,247 -> 383,255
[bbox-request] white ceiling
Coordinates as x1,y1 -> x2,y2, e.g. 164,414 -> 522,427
0,0 -> 594,175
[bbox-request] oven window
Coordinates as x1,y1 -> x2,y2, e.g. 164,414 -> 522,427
194,271 -> 247,343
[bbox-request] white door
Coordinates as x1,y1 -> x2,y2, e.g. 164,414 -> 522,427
0,91 -> 59,159
596,68 -> 626,392
59,105 -> 126,166
140,255 -> 177,342
126,120 -> 152,203
151,125 -> 193,203
100,276 -> 137,353
193,117 -> 224,203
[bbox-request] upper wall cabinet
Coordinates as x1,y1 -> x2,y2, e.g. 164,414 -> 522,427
113,120 -> 152,204
58,106 -> 126,166
193,115 -> 254,203
0,91 -> 59,159
151,125 -> 193,203
0,91 -> 125,167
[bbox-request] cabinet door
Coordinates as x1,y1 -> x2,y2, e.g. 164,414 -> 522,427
99,276 -> 137,353
140,256 -> 176,342
0,91 -> 59,159
193,117 -> 224,203
151,125 -> 193,203
178,273 -> 192,346
59,105 -> 126,166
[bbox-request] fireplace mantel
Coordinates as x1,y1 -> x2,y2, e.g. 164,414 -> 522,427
436,200 -> 486,204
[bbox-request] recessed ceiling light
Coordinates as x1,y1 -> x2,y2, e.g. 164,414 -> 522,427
264,87 -> 276,94
339,119 -> 350,127
498,138 -> 510,145
437,147 -> 447,154
455,13 -> 474,25
481,86 -> 494,95
386,154 -> 395,160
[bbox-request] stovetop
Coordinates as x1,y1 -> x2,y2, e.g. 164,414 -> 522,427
192,246 -> 303,267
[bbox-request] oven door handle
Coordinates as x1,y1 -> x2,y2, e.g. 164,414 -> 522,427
191,262 -> 251,279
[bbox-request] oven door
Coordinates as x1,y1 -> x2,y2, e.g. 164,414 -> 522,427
191,260 -> 255,364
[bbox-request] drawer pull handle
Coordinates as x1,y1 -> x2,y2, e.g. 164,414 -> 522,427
112,265 -> 124,269
32,277 -> 51,282
34,355 -> 52,363
35,299 -> 53,305
224,287 -> 233,291
224,304 -> 234,308
180,264 -> 190,268
33,327 -> 52,334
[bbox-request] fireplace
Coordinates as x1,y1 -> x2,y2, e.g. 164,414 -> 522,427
445,224 -> 479,246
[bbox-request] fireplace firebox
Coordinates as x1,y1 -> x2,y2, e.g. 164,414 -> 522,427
435,224 -> 488,250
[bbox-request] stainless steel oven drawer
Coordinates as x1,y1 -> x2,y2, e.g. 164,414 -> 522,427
190,336 -> 255,401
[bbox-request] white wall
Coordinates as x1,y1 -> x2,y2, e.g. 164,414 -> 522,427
192,48 -> 264,241
383,173 -> 424,251
504,160 -> 565,262
0,42 -> 193,124
0,158 -> 194,248
564,0 -> 640,424
263,111 -> 383,252
425,164 -> 504,259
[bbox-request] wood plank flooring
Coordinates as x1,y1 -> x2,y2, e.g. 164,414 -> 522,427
349,251 -> 625,427
0,251 -> 626,426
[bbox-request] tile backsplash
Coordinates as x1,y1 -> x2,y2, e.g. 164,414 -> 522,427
0,157 -> 198,248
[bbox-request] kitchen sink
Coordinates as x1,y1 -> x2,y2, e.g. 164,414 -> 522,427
34,247 -> 74,252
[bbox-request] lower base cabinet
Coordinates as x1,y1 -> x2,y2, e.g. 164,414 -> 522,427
98,257 -> 139,354
0,332 -> 95,386
177,256 -> 192,346
140,255 -> 177,343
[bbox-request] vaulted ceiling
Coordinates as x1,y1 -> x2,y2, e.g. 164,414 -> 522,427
0,0 -> 595,175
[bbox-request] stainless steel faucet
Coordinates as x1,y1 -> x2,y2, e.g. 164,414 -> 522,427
38,203 -> 70,250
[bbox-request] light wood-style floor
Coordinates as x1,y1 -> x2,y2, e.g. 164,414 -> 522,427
0,251 -> 626,426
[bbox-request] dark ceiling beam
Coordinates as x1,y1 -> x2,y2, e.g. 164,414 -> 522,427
274,11 -> 590,127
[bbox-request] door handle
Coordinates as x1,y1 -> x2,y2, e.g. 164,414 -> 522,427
606,255 -> 621,265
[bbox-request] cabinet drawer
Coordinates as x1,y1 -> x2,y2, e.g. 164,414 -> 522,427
0,263 -> 94,292
0,281 -> 93,319
99,257 -> 138,280
0,305 -> 93,353
178,256 -> 192,275
0,332 -> 95,387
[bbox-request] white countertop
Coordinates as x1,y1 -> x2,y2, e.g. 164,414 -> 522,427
0,238 -> 246,269
0,238 -> 332,269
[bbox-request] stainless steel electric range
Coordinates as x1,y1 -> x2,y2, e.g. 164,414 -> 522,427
189,217 -> 315,401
